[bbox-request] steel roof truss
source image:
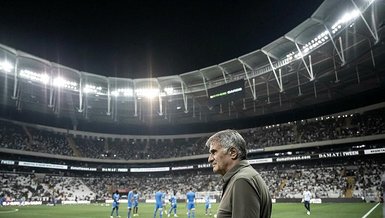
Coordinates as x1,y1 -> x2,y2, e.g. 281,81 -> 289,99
294,42 -> 315,81
217,65 -> 228,83
311,18 -> 346,65
350,0 -> 379,43
156,79 -> 163,116
133,81 -> 138,117
199,70 -> 209,98
266,55 -> 284,93
237,58 -> 256,100
12,58 -> 19,100
179,76 -> 188,113
106,80 -> 111,116
78,77 -> 83,112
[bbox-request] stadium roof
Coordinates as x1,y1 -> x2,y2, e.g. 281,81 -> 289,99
0,0 -> 384,133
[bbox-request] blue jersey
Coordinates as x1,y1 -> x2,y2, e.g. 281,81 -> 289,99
133,193 -> 139,207
162,192 -> 166,204
127,191 -> 134,208
112,193 -> 120,207
186,191 -> 195,210
205,195 -> 211,209
154,191 -> 163,209
169,195 -> 177,208
186,191 -> 195,203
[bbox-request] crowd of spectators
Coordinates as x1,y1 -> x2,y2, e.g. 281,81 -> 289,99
0,107 -> 384,160
1,158 -> 383,202
26,128 -> 73,156
0,172 -> 95,202
0,120 -> 29,150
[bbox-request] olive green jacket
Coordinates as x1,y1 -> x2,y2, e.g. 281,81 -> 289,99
216,160 -> 272,218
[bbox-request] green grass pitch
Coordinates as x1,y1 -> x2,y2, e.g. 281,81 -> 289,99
0,203 -> 382,218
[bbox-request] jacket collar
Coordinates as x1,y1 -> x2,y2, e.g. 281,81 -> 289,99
221,160 -> 250,184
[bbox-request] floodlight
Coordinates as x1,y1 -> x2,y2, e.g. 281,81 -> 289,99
0,60 -> 13,73
53,77 -> 65,87
135,88 -> 160,99
19,69 -> 50,84
111,91 -> 119,97
164,87 -> 174,95
110,88 -> 133,97
84,84 -> 102,94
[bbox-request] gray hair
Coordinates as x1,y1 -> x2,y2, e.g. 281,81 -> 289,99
205,129 -> 247,160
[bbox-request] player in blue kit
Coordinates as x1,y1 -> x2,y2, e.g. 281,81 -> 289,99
205,192 -> 212,216
154,188 -> 164,218
110,190 -> 120,218
133,190 -> 140,217
186,188 -> 196,218
167,191 -> 178,217
127,188 -> 135,218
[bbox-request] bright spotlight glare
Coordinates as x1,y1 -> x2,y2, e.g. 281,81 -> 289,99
110,88 -> 133,97
135,88 -> 160,99
83,84 -> 103,94
332,10 -> 360,29
53,77 -> 66,87
0,60 -> 14,73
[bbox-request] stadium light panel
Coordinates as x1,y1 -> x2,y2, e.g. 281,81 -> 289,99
332,10 -> 360,31
0,60 -> 13,73
110,88 -> 133,97
19,69 -> 50,84
281,4 -> 369,67
111,91 -> 119,97
135,88 -> 160,99
84,84 -> 104,95
164,87 -> 174,95
53,77 -> 78,91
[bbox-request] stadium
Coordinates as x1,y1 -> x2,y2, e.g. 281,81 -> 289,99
0,0 -> 385,217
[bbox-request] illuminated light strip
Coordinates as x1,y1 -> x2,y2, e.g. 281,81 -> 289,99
83,84 -> 104,95
248,158 -> 273,164
53,77 -> 78,91
135,88 -> 160,98
263,5 -> 374,77
130,167 -> 169,172
171,166 -> 194,170
364,148 -> 385,154
19,69 -> 50,84
111,88 -> 133,97
18,161 -> 68,169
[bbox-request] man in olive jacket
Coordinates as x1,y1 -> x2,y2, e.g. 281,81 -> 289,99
206,129 -> 272,218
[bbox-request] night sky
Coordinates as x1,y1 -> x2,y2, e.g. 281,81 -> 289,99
0,0 -> 324,79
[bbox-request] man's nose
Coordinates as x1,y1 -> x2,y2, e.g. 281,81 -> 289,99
208,154 -> 213,162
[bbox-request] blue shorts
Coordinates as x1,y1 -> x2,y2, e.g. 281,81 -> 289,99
133,202 -> 138,207
128,202 -> 133,208
154,203 -> 163,209
187,202 -> 195,210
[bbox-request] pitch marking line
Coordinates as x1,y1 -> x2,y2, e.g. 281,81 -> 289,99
362,202 -> 380,218
0,208 -> 19,214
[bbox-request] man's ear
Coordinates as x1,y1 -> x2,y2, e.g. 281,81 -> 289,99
229,147 -> 238,159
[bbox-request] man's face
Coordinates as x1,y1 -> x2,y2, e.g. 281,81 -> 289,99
208,141 -> 232,176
